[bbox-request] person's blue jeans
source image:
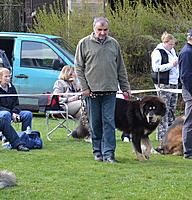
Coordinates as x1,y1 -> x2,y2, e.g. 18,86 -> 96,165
86,94 -> 116,159
0,110 -> 33,131
0,117 -> 22,148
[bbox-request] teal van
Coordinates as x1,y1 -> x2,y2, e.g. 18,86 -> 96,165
0,32 -> 75,111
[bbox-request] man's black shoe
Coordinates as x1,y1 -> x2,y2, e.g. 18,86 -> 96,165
103,157 -> 118,163
17,144 -> 29,152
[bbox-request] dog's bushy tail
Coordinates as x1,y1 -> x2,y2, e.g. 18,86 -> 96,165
72,119 -> 90,139
0,170 -> 17,189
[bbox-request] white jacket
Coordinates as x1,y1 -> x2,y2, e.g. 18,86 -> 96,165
151,43 -> 179,84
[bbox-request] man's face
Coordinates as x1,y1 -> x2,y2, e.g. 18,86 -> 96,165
94,22 -> 109,41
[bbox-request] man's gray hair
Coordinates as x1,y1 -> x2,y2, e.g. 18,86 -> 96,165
187,33 -> 192,41
93,17 -> 109,27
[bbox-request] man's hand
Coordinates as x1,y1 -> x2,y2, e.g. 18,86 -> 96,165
123,90 -> 131,98
82,89 -> 91,97
68,95 -> 79,102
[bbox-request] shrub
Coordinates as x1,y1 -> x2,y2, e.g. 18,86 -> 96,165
29,0 -> 191,74
28,0 -> 191,110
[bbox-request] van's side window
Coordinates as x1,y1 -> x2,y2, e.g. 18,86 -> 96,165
21,41 -> 61,69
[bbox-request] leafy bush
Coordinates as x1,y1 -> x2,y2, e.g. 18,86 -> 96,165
29,0 -> 192,74
31,0 -> 101,50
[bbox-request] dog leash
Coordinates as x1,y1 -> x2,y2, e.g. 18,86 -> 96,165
90,91 -> 117,98
131,95 -> 142,101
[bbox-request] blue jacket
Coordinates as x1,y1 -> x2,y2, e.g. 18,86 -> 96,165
179,42 -> 192,96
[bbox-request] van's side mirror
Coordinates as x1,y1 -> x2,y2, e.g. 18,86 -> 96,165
52,59 -> 60,70
52,59 -> 67,70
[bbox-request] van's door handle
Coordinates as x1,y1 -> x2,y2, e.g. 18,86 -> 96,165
15,74 -> 29,78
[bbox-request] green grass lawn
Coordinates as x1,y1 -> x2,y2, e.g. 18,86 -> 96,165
1,116 -> 191,200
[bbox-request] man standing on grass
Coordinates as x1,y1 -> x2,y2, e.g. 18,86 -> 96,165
179,29 -> 192,159
75,17 -> 131,163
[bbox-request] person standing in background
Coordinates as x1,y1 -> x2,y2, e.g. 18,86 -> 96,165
151,32 -> 179,140
178,29 -> 192,159
75,17 -> 131,163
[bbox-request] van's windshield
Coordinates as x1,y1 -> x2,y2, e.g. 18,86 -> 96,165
51,38 -> 75,59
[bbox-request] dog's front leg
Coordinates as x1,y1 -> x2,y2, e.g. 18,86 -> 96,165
141,136 -> 152,159
132,136 -> 148,162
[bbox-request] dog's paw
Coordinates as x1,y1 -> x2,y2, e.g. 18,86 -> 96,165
139,157 -> 148,162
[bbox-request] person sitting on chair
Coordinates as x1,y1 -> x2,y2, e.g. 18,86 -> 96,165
0,117 -> 29,151
53,65 -> 82,118
0,68 -> 33,132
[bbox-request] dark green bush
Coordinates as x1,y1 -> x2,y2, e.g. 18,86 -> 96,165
30,0 -> 192,74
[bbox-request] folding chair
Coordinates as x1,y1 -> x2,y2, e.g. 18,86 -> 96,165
38,93 -> 78,141
46,105 -> 79,140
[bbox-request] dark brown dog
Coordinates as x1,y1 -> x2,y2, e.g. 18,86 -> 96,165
72,95 -> 166,161
156,115 -> 184,156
